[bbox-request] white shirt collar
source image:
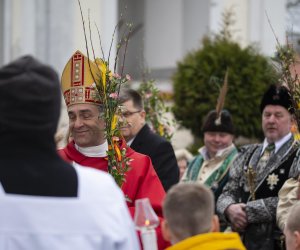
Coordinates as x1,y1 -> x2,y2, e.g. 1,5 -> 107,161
262,132 -> 292,154
126,137 -> 135,147
75,141 -> 108,157
198,143 -> 235,161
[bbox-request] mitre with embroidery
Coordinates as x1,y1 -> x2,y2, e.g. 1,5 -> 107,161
61,50 -> 102,107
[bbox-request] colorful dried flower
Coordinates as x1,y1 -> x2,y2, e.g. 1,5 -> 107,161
78,0 -> 133,187
126,74 -> 131,81
109,92 -> 118,99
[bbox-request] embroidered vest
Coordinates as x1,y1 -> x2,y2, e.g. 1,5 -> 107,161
241,144 -> 298,203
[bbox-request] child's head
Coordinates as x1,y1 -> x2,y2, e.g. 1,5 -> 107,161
285,202 -> 300,250
162,183 -> 219,244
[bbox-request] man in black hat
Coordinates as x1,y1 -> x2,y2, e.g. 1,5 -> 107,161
217,84 -> 299,250
0,56 -> 139,249
181,109 -> 238,203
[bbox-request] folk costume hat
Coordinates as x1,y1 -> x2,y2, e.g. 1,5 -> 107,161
61,50 -> 105,107
260,84 -> 294,114
0,55 -> 61,134
202,110 -> 235,135
202,70 -> 234,135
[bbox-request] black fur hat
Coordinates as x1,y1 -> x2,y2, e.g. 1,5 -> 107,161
260,84 -> 294,114
202,110 -> 234,135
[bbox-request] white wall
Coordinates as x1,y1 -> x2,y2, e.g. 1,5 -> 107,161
249,0 -> 287,55
72,0 -> 117,70
144,0 -> 211,72
145,0 -> 183,69
2,0 -> 287,73
210,0 -> 287,55
1,0 -> 117,73
183,0 -> 210,54
10,0 -> 36,59
1,0 -> 118,134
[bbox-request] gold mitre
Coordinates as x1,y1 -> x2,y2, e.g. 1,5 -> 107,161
61,50 -> 101,107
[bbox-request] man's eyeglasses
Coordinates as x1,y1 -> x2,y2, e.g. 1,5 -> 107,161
121,110 -> 141,118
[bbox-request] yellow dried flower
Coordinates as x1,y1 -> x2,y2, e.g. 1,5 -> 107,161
95,58 -> 107,90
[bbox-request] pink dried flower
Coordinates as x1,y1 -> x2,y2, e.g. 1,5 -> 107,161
112,73 -> 121,79
109,92 -> 118,99
126,74 -> 131,81
112,136 -> 120,141
145,93 -> 152,99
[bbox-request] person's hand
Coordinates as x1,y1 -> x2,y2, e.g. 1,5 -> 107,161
225,203 -> 248,231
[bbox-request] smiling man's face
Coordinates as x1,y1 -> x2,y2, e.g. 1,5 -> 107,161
262,105 -> 292,143
67,103 -> 105,147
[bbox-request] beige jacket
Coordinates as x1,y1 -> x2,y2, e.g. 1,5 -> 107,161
277,177 -> 299,231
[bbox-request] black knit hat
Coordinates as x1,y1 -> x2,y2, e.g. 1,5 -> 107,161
0,56 -> 61,134
260,84 -> 294,114
202,110 -> 234,134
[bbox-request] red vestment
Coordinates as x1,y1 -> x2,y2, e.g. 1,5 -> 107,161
58,141 -> 169,250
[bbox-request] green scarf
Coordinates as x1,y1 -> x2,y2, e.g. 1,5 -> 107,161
186,148 -> 238,187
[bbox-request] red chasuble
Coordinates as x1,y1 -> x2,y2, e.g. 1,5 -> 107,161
58,140 -> 169,250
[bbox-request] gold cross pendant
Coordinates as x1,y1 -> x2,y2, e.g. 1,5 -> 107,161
245,165 -> 256,200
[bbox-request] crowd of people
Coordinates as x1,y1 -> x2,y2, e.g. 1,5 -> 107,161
1,49 -> 300,250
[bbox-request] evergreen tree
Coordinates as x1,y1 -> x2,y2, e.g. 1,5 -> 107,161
172,11 -> 278,142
